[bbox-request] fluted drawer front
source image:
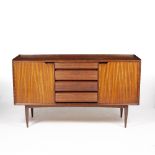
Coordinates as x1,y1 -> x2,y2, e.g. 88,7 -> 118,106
55,81 -> 98,92
54,62 -> 98,103
56,93 -> 97,102
55,63 -> 98,69
55,70 -> 98,80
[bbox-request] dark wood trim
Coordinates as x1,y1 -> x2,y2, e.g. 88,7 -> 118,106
55,80 -> 98,82
13,54 -> 141,62
25,105 -> 126,108
55,91 -> 98,93
18,103 -> 134,107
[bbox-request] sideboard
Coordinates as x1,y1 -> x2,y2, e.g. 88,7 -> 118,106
12,54 -> 141,127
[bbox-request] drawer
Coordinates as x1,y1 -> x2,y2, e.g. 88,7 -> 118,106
55,70 -> 98,80
55,63 -> 98,69
55,81 -> 98,91
56,92 -> 97,102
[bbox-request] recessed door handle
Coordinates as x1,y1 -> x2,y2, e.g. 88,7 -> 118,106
100,62 -> 108,64
44,62 -> 54,64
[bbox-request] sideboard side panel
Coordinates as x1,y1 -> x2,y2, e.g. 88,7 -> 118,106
13,62 -> 55,105
99,61 -> 140,105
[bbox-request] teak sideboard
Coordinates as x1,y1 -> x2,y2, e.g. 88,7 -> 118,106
12,54 -> 141,127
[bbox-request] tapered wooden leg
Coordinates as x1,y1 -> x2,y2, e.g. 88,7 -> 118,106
120,106 -> 123,118
124,106 -> 128,128
25,106 -> 29,128
31,108 -> 34,118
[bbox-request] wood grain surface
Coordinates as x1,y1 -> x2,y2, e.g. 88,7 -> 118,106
99,62 -> 140,105
13,55 -> 141,107
55,70 -> 98,80
55,63 -> 98,69
56,92 -> 97,102
55,81 -> 98,92
13,62 -> 55,105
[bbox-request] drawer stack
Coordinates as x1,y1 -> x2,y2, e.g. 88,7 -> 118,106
54,63 -> 98,103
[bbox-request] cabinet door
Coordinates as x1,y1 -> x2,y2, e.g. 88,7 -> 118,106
13,62 -> 55,105
99,62 -> 140,105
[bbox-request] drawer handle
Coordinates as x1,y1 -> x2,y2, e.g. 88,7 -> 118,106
44,62 -> 54,64
100,62 -> 108,64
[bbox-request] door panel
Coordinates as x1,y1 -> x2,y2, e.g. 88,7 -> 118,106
13,62 -> 54,105
99,62 -> 140,105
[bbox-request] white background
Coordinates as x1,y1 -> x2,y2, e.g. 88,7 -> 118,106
0,0 -> 155,154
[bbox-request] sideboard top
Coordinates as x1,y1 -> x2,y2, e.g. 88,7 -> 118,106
13,54 -> 141,62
